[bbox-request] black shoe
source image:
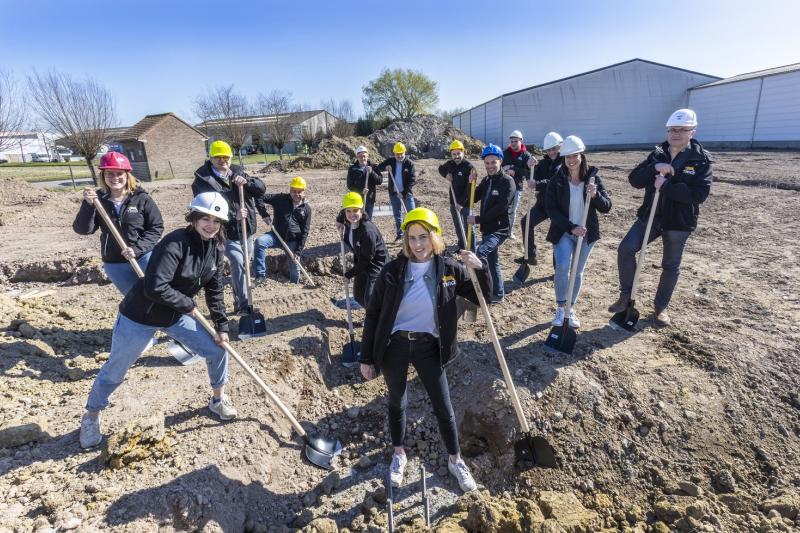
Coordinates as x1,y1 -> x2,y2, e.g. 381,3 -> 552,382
527,256 -> 538,266
514,257 -> 525,264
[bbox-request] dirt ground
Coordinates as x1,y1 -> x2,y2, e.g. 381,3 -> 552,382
1,150 -> 799,532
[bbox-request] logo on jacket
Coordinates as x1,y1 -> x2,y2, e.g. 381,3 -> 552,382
127,207 -> 139,213
442,275 -> 456,288
491,190 -> 499,196
684,166 -> 695,175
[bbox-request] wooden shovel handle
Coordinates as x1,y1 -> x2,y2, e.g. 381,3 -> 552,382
387,166 -> 407,216
630,176 -> 663,300
272,228 -> 316,286
339,233 -> 356,337
466,174 -> 477,250
92,198 -> 144,278
191,309 -> 307,438
237,184 -> 254,301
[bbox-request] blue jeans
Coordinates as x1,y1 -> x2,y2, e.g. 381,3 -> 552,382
253,231 -> 299,283
389,193 -> 416,237
554,233 -> 595,305
225,237 -> 254,310
103,252 -> 152,294
86,313 -> 228,412
365,197 -> 375,219
509,189 -> 523,234
476,232 -> 508,299
449,200 -> 475,251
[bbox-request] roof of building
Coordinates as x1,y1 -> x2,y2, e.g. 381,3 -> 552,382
690,62 -> 800,89
195,110 -> 331,129
116,112 -> 207,141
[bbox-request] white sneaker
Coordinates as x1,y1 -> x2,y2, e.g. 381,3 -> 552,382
389,452 -> 407,487
79,414 -> 102,449
551,307 -> 565,327
448,458 -> 477,492
568,309 -> 580,329
509,233 -> 518,240
209,394 -> 238,420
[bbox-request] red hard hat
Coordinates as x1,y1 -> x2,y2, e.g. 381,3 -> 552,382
98,151 -> 132,171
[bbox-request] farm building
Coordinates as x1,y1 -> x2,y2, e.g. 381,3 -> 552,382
454,59 -> 720,149
687,63 -> 800,148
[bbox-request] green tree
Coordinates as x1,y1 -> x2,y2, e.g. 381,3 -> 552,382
362,69 -> 438,120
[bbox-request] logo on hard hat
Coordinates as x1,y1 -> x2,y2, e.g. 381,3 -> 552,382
214,206 -> 221,211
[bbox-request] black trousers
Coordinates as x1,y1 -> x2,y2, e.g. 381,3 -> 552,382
380,332 -> 459,456
519,200 -> 549,258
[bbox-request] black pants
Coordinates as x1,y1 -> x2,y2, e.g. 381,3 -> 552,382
380,332 -> 459,456
353,272 -> 378,308
519,200 -> 549,258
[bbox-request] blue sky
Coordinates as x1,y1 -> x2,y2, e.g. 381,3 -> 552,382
2,0 -> 799,126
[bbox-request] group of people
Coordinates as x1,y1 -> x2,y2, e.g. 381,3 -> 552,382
72,107 -> 713,495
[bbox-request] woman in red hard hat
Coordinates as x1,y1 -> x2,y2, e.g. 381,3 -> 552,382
73,151 -> 164,294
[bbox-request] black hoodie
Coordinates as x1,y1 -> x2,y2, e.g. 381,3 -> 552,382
72,187 -> 164,263
473,171 -> 516,235
337,210 -> 387,279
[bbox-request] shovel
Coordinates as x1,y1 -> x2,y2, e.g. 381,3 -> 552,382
513,190 -> 534,284
610,175 -> 663,332
420,464 -> 430,526
387,166 -> 408,218
544,177 -> 595,356
192,309 -> 343,470
271,228 -> 316,287
386,469 -> 395,533
338,232 -> 361,368
92,198 -> 200,365
237,184 -> 267,339
452,194 -> 557,467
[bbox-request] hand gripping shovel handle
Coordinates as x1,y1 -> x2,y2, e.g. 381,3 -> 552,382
92,199 -> 144,277
237,184 -> 254,303
387,166 -> 408,217
630,177 -> 663,300
191,309 -> 307,438
272,227 -> 316,286
563,176 -> 595,320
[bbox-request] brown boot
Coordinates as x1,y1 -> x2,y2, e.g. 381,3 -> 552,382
607,294 -> 630,313
655,308 -> 672,327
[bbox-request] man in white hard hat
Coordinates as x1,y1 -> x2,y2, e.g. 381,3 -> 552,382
608,109 -> 713,327
502,130 -> 533,239
346,146 -> 383,218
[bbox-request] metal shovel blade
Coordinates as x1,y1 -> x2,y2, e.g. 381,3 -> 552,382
543,324 -> 577,355
512,261 -> 531,284
514,433 -> 558,467
238,307 -> 267,339
167,340 -> 202,365
456,296 -> 478,323
609,301 -> 640,332
304,434 -> 343,471
342,337 -> 361,368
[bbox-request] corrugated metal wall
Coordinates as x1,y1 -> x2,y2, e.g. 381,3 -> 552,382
484,98 -> 503,146
753,71 -> 800,143
470,106 -> 486,143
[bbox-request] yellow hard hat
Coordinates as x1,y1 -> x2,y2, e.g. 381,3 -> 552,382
209,140 -> 233,158
289,176 -> 307,190
449,140 -> 465,152
401,207 -> 441,235
342,191 -> 364,209
393,142 -> 406,154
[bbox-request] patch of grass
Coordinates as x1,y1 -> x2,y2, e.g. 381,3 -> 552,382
239,153 -> 297,165
0,160 -> 92,167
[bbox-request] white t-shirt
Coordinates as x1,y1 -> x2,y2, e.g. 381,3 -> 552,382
569,181 -> 585,226
392,260 -> 438,336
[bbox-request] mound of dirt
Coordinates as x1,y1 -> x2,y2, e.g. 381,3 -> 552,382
289,136 -> 379,170
0,178 -> 53,214
369,115 -> 483,159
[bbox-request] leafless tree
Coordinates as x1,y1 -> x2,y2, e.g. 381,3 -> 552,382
194,85 -> 253,165
320,98 -> 355,137
27,71 -> 117,183
258,90 -> 298,160
0,69 -> 25,154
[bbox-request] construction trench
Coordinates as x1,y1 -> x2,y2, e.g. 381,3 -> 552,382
1,136 -> 800,531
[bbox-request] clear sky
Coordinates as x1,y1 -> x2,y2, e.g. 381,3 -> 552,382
2,0 -> 799,126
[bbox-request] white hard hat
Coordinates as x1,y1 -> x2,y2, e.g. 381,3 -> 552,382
509,130 -> 523,140
665,108 -> 698,128
189,192 -> 229,222
542,132 -> 564,150
560,135 -> 586,156
355,145 -> 368,155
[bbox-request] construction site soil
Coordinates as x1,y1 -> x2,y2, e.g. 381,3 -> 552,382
1,150 -> 799,532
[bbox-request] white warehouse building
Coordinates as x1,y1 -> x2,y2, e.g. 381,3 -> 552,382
687,63 -> 800,149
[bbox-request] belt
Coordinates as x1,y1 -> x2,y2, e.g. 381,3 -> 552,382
391,330 -> 436,342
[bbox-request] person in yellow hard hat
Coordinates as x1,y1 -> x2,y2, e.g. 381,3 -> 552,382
192,140 -> 266,313
253,176 -> 311,284
377,142 -> 417,241
438,140 -> 476,251
336,191 -> 387,308
359,207 -> 491,493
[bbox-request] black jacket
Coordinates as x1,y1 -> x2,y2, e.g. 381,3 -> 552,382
473,171 -> 516,235
545,166 -> 612,245
360,254 -> 491,369
119,228 -> 228,333
255,193 -> 311,252
346,161 -> 383,203
337,211 -> 387,279
192,161 -> 266,242
438,159 -> 475,206
502,147 -> 532,190
628,139 -> 713,232
532,154 -> 563,201
377,157 -> 416,197
73,187 -> 164,263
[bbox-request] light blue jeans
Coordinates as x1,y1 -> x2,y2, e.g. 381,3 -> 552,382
554,233 -> 596,306
225,237 -> 254,311
103,252 -> 152,294
85,313 -> 228,412
253,231 -> 299,283
509,189 -> 523,234
389,193 -> 416,237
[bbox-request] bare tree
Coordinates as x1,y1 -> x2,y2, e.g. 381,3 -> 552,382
0,69 -> 25,154
258,90 -> 298,160
320,98 -> 355,137
438,106 -> 466,123
27,71 -> 117,182
194,85 -> 253,165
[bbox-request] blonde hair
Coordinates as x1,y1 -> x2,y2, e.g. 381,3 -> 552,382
98,170 -> 138,195
401,221 -> 446,258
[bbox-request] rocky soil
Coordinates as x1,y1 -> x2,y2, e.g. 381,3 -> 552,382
1,150 -> 799,532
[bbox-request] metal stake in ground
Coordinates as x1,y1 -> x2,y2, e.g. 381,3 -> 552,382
386,469 -> 395,533
91,198 -> 200,365
420,464 -> 430,526
610,174 -> 664,332
271,227 -> 317,287
543,176 -> 595,355
513,188 -> 535,284
192,309 -> 343,470
338,231 -> 361,368
237,184 -> 267,339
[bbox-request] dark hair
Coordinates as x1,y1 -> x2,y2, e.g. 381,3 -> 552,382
185,211 -> 226,246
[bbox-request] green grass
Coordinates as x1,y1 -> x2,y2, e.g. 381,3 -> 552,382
0,164 -> 94,182
239,153 -> 297,165
0,160 -> 91,167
